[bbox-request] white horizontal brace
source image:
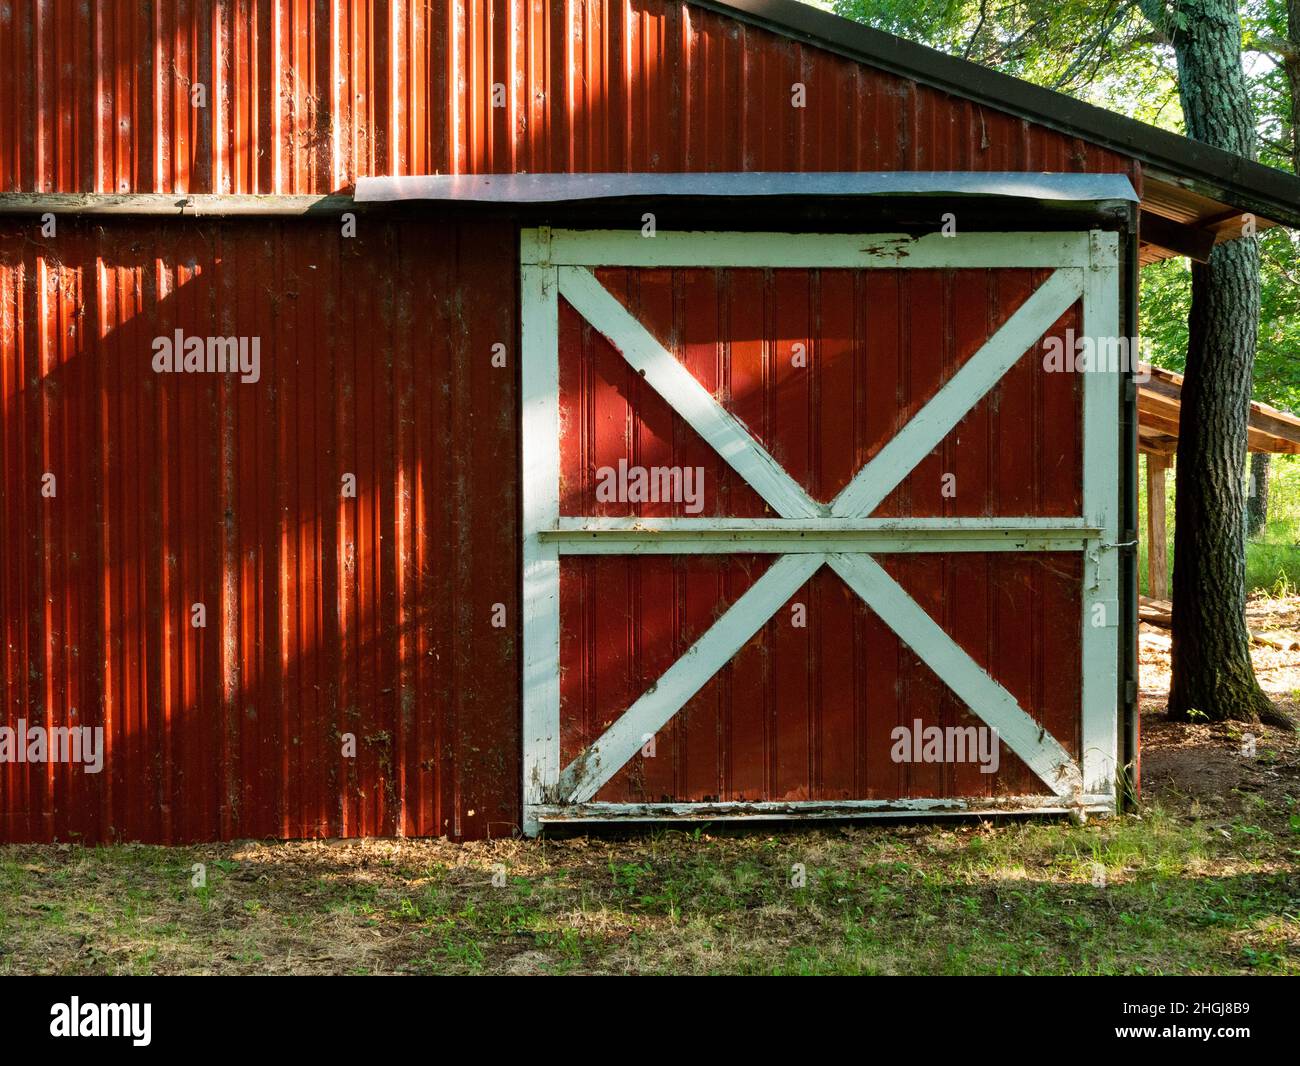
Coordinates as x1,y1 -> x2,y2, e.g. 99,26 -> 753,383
550,516 -> 1098,533
544,230 -> 1094,269
541,519 -> 1098,554
531,796 -> 1116,824
545,535 -> 1092,555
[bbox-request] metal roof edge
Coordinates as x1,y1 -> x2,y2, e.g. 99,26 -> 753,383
354,171 -> 1139,204
690,0 -> 1300,229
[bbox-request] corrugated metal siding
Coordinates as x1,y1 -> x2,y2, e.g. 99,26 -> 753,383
0,218 -> 519,842
0,0 -> 1140,194
0,0 -> 1134,841
556,264 -> 1084,805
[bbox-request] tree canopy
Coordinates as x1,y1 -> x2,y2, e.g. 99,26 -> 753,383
832,0 -> 1300,410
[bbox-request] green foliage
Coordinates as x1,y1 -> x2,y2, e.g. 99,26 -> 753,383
831,0 -> 1184,121
835,0 -> 1300,414
1138,453 -> 1300,595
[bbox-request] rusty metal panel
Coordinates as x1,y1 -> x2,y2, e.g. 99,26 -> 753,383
0,217 -> 519,842
0,0 -> 1140,194
553,263 -> 1085,806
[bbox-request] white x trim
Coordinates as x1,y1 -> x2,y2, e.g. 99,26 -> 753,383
521,228 -> 1121,834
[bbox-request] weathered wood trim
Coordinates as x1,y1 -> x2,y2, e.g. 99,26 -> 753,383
541,518 -> 1098,554
1146,453 -> 1170,600
551,516 -> 1097,532
1138,209 -> 1216,262
535,795 -> 1118,823
0,192 -> 355,216
1081,230 -> 1122,797
546,229 -> 1095,268
520,246 -> 562,836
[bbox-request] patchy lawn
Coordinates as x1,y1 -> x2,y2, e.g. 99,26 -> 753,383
2,632 -> 1299,976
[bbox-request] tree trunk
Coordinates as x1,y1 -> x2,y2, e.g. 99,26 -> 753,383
1168,240 -> 1274,722
1139,0 -> 1279,724
1246,451 -> 1270,537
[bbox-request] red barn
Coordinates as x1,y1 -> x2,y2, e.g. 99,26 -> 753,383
1,0 -> 1296,841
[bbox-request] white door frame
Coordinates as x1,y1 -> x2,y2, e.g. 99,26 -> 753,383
520,227 -> 1121,835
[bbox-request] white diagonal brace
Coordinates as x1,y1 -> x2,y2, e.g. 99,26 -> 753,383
558,552 -> 827,803
828,552 -> 1084,797
830,267 -> 1084,518
558,265 -> 821,519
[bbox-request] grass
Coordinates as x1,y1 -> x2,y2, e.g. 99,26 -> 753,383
2,783 -> 1298,975
1138,453 -> 1300,596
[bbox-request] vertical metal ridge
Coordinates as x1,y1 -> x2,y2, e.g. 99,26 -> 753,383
0,0 -> 1140,194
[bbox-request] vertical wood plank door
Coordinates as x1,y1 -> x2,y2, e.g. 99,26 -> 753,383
521,229 -> 1121,834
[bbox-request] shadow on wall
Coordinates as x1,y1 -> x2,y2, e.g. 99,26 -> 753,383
0,216 -> 519,844
0,216 -> 1092,840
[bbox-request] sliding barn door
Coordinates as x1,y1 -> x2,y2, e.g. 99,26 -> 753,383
520,228 -> 1121,834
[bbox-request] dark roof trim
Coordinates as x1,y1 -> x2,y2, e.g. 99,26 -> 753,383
355,171 -> 1138,204
692,0 -> 1300,229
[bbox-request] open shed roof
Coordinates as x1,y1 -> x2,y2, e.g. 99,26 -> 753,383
1139,364 -> 1300,456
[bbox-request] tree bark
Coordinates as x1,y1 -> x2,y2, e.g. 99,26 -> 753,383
1139,0 -> 1280,724
1168,239 -> 1275,721
1246,451 -> 1270,537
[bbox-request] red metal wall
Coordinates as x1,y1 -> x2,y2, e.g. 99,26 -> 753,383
557,266 -> 1083,804
0,0 -> 1138,194
0,218 -> 519,842
0,0 -> 1135,841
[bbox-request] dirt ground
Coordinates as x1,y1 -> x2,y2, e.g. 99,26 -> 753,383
1139,591 -> 1300,821
2,602 -> 1298,975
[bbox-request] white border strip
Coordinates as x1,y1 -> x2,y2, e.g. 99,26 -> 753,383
532,230 -> 1095,269
521,257 -> 562,833
535,795 -> 1117,823
1081,231 -> 1122,796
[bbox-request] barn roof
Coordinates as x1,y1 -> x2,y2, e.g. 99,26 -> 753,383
1139,363 -> 1300,455
698,0 -> 1300,260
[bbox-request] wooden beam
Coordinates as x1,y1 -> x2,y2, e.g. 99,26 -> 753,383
1146,453 -> 1170,600
0,192 -> 355,216
1139,362 -> 1300,454
1138,210 -> 1217,263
